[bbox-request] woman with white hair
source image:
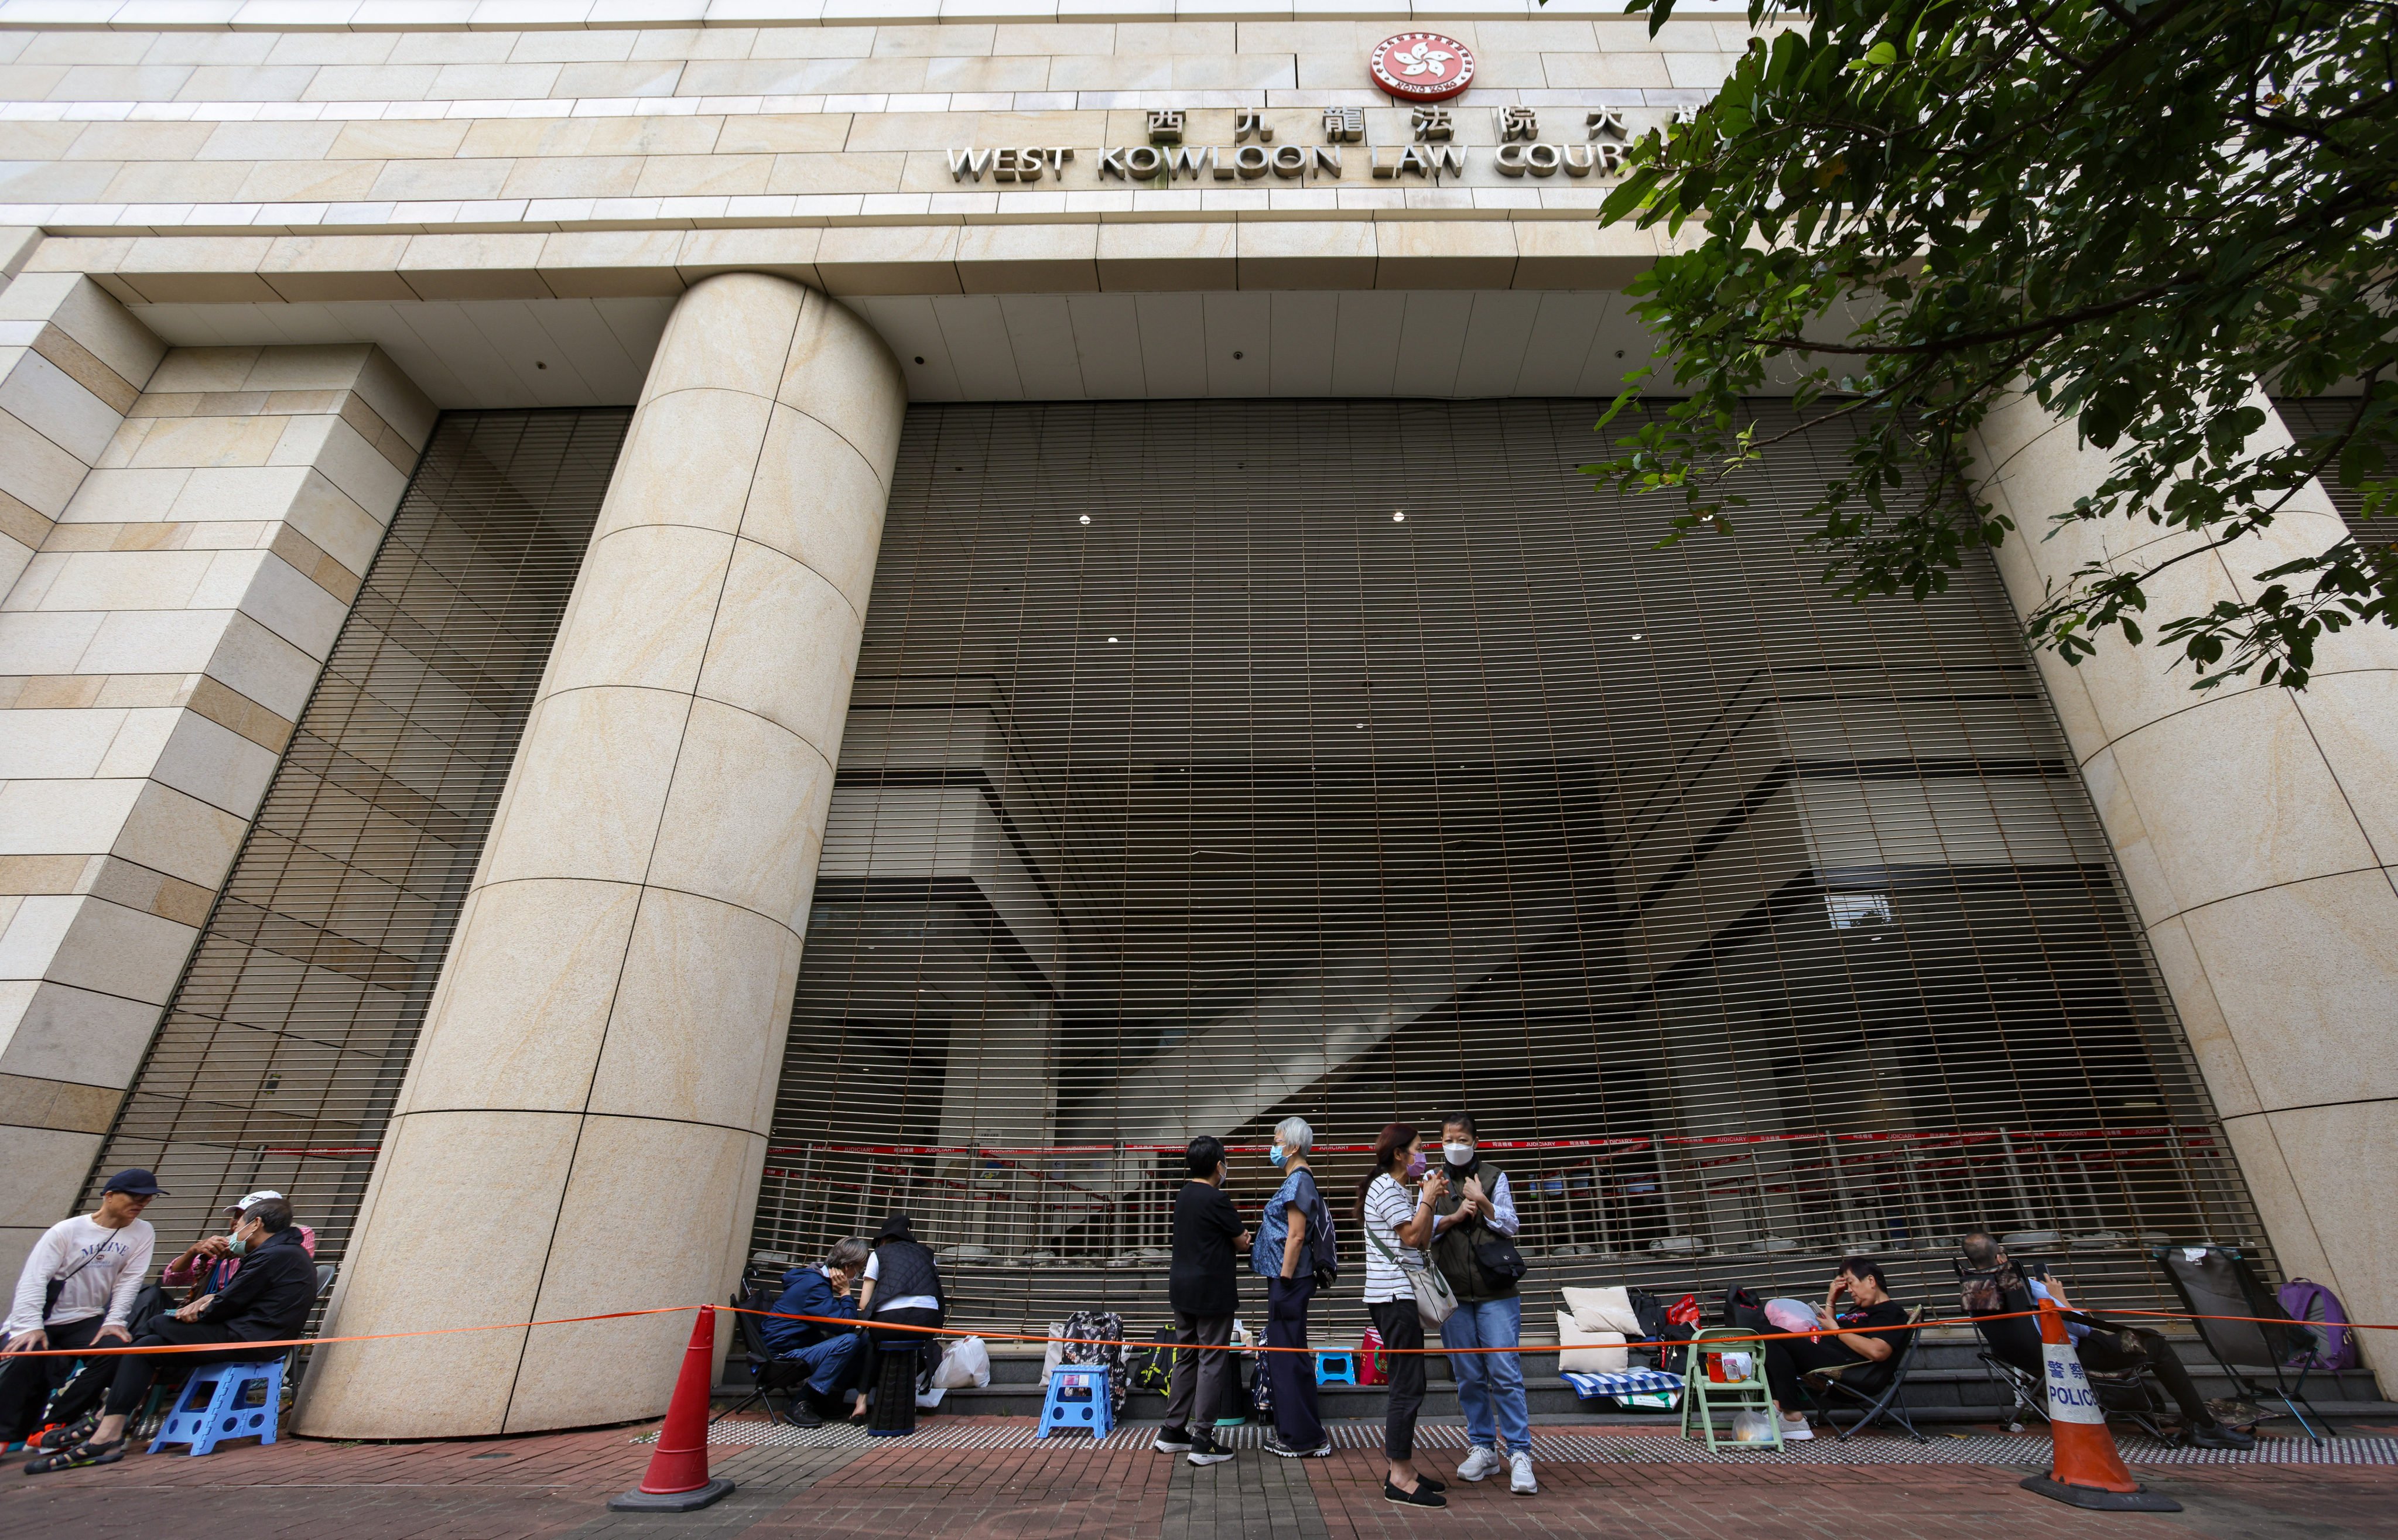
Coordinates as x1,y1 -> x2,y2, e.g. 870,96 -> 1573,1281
1251,1115 -> 1336,1458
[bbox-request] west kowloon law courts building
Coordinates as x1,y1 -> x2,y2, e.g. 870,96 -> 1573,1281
0,1 -> 2388,1436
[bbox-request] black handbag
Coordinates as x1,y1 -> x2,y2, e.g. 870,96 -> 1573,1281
1472,1230 -> 1529,1284
41,1251 -> 102,1325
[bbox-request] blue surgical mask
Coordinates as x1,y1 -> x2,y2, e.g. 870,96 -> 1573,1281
225,1234 -> 251,1257
1405,1152 -> 1428,1179
1268,1144 -> 1288,1168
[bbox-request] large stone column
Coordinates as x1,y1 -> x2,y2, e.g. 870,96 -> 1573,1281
1972,393 -> 2398,1377
298,275 -> 903,1437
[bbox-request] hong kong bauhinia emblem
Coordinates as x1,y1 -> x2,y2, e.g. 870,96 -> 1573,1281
1370,33 -> 1475,101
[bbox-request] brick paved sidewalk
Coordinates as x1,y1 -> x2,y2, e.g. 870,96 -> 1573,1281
7,1420 -> 2398,1539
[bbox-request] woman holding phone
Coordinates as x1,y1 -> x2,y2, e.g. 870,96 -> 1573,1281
1356,1123 -> 1447,1507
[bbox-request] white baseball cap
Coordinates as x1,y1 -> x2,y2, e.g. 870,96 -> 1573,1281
223,1189 -> 284,1214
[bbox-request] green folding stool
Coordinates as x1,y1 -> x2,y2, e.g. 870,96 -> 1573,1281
1679,1326 -> 1784,1452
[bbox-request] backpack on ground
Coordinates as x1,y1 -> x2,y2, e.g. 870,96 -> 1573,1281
1719,1285 -> 1768,1332
1129,1327 -> 1179,1391
2279,1278 -> 2358,1371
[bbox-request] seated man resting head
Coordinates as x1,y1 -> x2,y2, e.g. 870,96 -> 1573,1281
1762,1257 -> 1913,1441
760,1237 -> 870,1426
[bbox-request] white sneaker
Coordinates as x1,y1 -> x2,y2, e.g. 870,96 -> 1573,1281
1457,1446 -> 1505,1482
1508,1451 -> 1537,1495
1780,1414 -> 1814,1442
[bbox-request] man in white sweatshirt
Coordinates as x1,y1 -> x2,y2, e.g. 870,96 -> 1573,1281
0,1169 -> 162,1447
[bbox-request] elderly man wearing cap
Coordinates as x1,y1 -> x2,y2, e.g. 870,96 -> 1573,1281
24,1196 -> 316,1471
159,1190 -> 317,1308
0,1169 -> 162,1450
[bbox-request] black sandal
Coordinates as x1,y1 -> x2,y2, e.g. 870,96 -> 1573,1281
33,1415 -> 97,1452
25,1437 -> 126,1474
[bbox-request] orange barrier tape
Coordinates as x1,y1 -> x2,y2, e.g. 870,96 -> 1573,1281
1,1301 -> 2372,1363
716,1303 -> 2032,1354
0,1305 -> 693,1359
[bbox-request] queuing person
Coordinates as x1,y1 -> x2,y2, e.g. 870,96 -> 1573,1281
26,1197 -> 315,1473
761,1237 -> 870,1426
1959,1230 -> 2253,1449
1356,1123 -> 1446,1508
1762,1257 -> 1914,1440
0,1169 -> 162,1450
160,1191 -> 317,1303
844,1213 -> 945,1420
1428,1113 -> 1534,1494
1252,1115 -> 1335,1459
1155,1135 -> 1250,1467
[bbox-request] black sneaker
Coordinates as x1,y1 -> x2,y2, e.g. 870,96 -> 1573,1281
1152,1426 -> 1193,1453
783,1399 -> 826,1428
1187,1431 -> 1234,1466
2190,1422 -> 2257,1451
1384,1479 -> 1446,1507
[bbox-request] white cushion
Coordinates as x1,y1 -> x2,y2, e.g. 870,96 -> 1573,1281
1556,1312 -> 1628,1373
1561,1285 -> 1644,1335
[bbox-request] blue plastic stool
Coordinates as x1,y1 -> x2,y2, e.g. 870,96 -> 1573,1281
1313,1349 -> 1358,1387
149,1357 -> 283,1456
1036,1365 -> 1112,1439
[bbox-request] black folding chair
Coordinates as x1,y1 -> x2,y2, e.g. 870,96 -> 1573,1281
1804,1305 -> 1928,1442
717,1291 -> 811,1428
2153,1245 -> 2333,1445
1956,1259 -> 2175,1443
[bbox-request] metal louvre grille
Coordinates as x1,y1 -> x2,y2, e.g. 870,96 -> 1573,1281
748,398 -> 2263,1332
86,408 -> 628,1269
2273,395 -> 2393,545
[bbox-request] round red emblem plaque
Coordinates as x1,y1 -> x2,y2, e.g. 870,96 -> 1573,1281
1370,32 -> 1475,101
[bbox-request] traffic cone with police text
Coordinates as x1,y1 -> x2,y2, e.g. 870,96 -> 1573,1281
2018,1296 -> 2180,1511
609,1306 -> 736,1512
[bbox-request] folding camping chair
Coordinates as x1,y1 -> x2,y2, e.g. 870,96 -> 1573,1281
1802,1304 -> 1928,1443
1955,1259 -> 2174,1442
717,1291 -> 813,1427
2154,1245 -> 2334,1445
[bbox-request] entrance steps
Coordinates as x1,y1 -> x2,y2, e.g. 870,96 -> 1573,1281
728,1330 -> 2394,1424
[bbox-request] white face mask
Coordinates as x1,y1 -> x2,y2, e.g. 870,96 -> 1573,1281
1443,1141 -> 1475,1165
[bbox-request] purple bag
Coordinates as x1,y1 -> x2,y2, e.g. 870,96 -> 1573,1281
2278,1278 -> 2357,1371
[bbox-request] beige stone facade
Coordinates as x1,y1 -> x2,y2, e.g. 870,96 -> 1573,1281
0,1 -> 2386,1432
0,261 -> 431,1271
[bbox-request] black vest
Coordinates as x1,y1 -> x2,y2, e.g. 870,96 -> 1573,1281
871,1238 -> 945,1318
1429,1156 -> 1517,1303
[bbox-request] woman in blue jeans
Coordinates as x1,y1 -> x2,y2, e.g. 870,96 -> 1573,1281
1252,1115 -> 1335,1458
1428,1113 -> 1535,1494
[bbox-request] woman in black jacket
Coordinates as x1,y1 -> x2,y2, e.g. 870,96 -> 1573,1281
843,1213 -> 946,1422
29,1198 -> 317,1471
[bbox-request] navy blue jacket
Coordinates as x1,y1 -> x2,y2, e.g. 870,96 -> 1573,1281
760,1265 -> 854,1356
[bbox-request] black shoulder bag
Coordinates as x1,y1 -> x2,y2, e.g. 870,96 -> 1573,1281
42,1250 -> 102,1325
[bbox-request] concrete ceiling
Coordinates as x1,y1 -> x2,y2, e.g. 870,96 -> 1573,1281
123,287 -> 1682,408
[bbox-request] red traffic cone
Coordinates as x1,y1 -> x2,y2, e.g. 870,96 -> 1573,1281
2018,1296 -> 2180,1512
610,1306 -> 736,1512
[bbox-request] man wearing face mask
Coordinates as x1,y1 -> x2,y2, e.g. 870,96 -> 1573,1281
1428,1114 -> 1534,1495
26,1198 -> 315,1471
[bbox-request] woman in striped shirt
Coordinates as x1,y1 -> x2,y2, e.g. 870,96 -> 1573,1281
1355,1123 -> 1448,1507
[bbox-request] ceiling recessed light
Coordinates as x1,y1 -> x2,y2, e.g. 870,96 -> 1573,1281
1108,636 -> 1118,643
1631,632 -> 1644,641
1079,514 -> 1091,525
1392,511 -> 1405,522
